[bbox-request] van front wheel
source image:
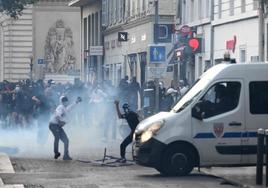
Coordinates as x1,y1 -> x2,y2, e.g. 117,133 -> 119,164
161,145 -> 194,176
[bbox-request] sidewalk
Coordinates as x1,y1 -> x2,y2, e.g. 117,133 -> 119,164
0,153 -> 24,188
201,166 -> 266,188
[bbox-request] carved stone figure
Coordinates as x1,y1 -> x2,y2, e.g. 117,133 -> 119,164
44,20 -> 76,74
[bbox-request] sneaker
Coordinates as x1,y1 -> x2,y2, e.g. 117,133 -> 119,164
54,152 -> 61,159
63,155 -> 72,161
117,158 -> 126,163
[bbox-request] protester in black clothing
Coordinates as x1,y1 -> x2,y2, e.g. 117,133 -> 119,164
114,100 -> 139,163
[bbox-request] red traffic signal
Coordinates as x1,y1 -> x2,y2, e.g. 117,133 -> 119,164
188,38 -> 202,53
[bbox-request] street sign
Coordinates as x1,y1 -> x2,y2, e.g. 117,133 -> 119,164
118,32 -> 128,42
89,46 -> 103,56
149,46 -> 166,62
154,24 -> 172,43
38,59 -> 44,65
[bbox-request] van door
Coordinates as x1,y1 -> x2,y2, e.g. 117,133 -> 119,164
246,81 -> 268,164
192,80 -> 246,165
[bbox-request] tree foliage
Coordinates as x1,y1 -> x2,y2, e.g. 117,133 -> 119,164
1,0 -> 37,18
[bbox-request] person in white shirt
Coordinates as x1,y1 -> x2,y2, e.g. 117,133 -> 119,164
49,96 -> 81,160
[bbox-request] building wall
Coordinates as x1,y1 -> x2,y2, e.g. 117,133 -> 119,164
0,0 -> 81,82
81,2 -> 102,83
177,0 -> 260,81
214,18 -> 258,62
0,7 -> 33,82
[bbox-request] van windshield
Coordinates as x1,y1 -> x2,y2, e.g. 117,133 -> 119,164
172,78 -> 211,113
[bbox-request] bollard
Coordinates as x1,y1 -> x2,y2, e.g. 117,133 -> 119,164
256,128 -> 265,185
266,129 -> 268,187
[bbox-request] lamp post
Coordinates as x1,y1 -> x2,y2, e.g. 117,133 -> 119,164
30,56 -> 33,81
153,0 -> 160,113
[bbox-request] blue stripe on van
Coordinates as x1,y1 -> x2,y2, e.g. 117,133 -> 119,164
194,132 -> 258,139
222,132 -> 242,138
248,132 -> 258,137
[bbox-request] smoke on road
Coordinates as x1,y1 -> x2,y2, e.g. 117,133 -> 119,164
0,99 -> 132,159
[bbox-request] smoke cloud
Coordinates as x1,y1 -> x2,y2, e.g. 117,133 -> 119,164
0,97 -> 132,160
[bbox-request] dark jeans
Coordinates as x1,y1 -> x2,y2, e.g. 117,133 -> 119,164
49,123 -> 69,156
120,131 -> 134,158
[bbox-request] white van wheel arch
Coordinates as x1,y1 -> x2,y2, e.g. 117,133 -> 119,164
159,142 -> 199,176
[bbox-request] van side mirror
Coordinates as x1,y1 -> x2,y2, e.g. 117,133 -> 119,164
192,101 -> 204,120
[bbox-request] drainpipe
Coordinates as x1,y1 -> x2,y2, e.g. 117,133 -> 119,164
258,0 -> 265,62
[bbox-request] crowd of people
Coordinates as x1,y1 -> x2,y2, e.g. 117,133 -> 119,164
0,77 -> 189,131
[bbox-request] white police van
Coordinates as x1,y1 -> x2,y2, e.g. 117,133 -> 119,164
133,63 -> 268,176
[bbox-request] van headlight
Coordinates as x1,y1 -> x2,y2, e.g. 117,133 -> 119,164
140,120 -> 164,143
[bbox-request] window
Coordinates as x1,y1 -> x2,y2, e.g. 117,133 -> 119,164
218,0 -> 222,19
206,0 -> 210,18
176,0 -> 182,19
132,0 -> 136,16
190,0 -> 195,22
253,0 -> 258,10
102,0 -> 108,27
200,82 -> 241,118
241,0 -> 246,13
88,15 -> 91,46
142,0 -> 146,12
119,0 -> 124,21
83,18 -> 87,50
137,0 -> 141,15
198,0 -> 202,19
230,0 -> 234,16
115,0 -> 119,22
240,48 -> 246,63
250,82 -> 268,114
127,0 -> 131,18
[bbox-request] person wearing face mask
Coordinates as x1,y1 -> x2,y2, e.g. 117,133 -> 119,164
114,100 -> 139,163
49,96 -> 82,160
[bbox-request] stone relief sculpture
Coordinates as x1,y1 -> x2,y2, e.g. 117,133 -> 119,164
44,20 -> 76,74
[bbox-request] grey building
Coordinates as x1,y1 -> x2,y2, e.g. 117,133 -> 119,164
102,0 -> 176,88
69,0 -> 103,84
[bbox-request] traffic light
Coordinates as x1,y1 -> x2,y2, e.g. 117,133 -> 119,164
188,38 -> 202,54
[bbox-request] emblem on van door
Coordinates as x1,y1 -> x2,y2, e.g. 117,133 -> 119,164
214,123 -> 224,138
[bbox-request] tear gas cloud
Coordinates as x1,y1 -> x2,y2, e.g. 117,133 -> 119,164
0,88 -> 132,159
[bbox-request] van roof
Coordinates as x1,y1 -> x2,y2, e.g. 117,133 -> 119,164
201,63 -> 268,81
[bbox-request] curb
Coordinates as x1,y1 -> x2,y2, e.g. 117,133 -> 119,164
0,153 -> 24,188
0,153 -> 15,173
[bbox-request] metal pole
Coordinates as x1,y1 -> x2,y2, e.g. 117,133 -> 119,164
258,0 -> 265,62
154,0 -> 160,113
265,129 -> 268,187
210,0 -> 215,66
256,128 -> 264,185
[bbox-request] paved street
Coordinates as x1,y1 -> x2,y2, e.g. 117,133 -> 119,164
0,157 -> 239,188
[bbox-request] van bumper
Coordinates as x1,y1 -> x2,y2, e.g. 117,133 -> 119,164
133,138 -> 166,168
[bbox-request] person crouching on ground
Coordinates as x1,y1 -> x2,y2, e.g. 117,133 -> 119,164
114,100 -> 139,163
49,96 -> 82,160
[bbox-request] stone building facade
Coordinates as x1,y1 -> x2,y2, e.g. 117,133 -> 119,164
0,0 -> 81,83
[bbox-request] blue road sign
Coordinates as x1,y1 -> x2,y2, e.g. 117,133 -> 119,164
150,46 -> 166,62
38,59 -> 44,65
